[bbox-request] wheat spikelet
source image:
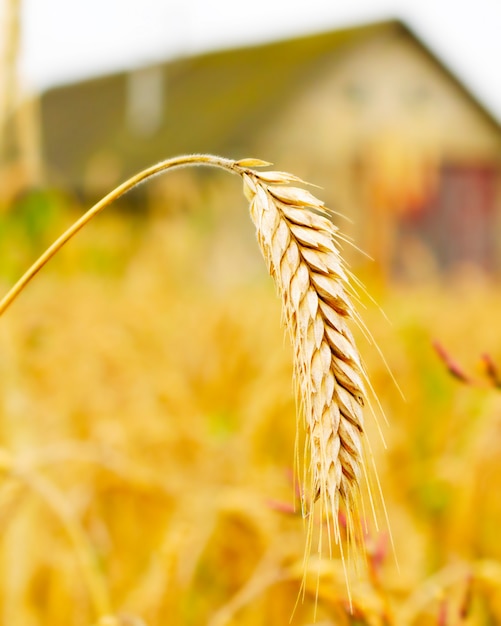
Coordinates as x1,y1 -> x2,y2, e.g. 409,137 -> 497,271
241,167 -> 366,554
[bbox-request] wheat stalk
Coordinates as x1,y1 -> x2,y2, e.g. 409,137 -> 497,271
0,153 -> 369,568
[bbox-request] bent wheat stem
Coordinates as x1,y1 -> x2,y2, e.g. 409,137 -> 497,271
0,155 -> 240,314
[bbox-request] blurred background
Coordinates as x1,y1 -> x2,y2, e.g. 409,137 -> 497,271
2,0 -> 501,624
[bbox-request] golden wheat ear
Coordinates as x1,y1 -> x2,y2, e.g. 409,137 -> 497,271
0,153 -> 369,559
241,168 -> 366,544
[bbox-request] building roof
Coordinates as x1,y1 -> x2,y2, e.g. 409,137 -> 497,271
40,19 -> 501,187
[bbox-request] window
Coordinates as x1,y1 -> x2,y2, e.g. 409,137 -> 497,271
126,66 -> 165,137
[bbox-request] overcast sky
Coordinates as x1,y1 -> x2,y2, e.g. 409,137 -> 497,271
16,0 -> 501,120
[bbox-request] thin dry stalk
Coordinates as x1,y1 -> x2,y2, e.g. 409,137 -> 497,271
0,154 -> 370,577
2,457 -> 114,620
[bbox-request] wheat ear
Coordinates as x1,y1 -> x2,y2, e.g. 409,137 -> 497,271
0,154 -> 367,555
242,169 -> 366,549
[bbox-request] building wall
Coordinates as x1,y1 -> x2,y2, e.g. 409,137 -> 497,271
260,28 -> 501,274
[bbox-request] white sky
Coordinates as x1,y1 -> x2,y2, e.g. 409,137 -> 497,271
16,0 -> 501,120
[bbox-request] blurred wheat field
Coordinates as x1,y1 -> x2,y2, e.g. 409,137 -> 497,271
1,201 -> 501,625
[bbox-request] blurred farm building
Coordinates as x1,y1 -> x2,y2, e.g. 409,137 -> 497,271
33,20 -> 501,276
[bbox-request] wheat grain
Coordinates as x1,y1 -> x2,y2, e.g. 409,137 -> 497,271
241,167 -> 366,554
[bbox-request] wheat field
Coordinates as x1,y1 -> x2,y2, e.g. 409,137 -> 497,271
1,171 -> 501,625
